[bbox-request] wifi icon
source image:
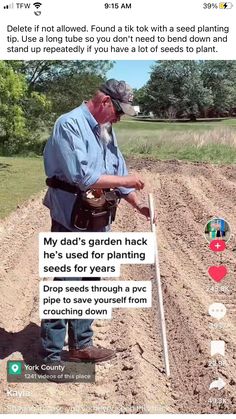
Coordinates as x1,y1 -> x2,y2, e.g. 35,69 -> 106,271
33,2 -> 42,8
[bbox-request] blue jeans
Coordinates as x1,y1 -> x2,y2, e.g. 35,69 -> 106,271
41,219 -> 101,361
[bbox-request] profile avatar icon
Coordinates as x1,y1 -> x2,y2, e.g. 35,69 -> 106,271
204,217 -> 231,243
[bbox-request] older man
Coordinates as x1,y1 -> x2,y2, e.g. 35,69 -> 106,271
41,79 -> 151,364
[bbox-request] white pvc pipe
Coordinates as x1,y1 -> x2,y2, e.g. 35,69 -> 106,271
148,193 -> 170,377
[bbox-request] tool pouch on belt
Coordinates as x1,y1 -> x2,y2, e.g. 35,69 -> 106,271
45,177 -> 120,231
71,189 -> 120,231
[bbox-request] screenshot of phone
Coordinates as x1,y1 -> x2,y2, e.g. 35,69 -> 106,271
0,0 -> 235,416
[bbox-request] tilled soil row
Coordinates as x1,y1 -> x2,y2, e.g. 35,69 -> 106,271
135,159 -> 236,413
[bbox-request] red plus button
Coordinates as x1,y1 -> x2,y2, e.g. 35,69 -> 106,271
209,239 -> 226,252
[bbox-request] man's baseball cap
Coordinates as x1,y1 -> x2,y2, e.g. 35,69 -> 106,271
99,79 -> 136,116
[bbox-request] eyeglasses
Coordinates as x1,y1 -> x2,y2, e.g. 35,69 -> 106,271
111,99 -> 124,116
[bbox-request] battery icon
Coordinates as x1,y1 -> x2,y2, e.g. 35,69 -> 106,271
219,2 -> 233,8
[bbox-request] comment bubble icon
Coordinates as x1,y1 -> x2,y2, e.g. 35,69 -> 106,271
208,303 -> 226,320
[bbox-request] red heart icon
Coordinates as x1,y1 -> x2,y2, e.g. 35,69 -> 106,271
208,266 -> 228,282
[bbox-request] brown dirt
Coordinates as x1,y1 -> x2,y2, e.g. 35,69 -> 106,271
0,159 -> 236,414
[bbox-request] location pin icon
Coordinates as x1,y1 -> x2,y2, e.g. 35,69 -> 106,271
12,364 -> 19,373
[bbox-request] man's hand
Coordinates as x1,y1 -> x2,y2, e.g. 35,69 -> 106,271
136,204 -> 157,224
122,175 -> 144,190
124,192 -> 157,224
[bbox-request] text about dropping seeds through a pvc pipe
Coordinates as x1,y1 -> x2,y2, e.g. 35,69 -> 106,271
40,281 -> 152,319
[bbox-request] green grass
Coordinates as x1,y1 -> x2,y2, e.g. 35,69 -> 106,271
1,118 -> 236,219
0,156 -> 45,219
115,118 -> 236,164
116,117 -> 236,132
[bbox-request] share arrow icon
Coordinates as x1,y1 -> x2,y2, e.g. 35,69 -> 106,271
209,377 -> 226,390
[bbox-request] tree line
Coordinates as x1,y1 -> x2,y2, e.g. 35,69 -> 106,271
134,61 -> 236,120
1,60 -> 236,155
0,60 -> 112,154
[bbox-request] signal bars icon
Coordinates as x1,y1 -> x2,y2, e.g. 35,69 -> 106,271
3,3 -> 14,8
